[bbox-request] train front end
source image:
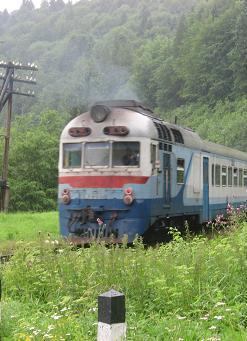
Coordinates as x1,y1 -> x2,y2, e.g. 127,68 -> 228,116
58,101 -> 158,243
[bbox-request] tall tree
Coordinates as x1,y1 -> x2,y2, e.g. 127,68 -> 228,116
8,110 -> 69,211
20,0 -> 35,11
49,0 -> 65,11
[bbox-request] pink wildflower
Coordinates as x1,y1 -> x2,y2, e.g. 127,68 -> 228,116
97,217 -> 104,225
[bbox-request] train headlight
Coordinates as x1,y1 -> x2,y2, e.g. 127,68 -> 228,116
124,187 -> 133,195
123,194 -> 134,205
123,187 -> 134,205
90,104 -> 111,123
62,188 -> 71,205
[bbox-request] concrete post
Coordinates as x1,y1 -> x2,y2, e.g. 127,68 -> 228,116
97,289 -> 126,341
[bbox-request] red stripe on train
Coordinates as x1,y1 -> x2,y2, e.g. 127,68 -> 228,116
59,176 -> 149,188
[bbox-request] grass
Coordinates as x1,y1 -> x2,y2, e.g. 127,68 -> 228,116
0,212 -> 247,340
0,211 -> 59,251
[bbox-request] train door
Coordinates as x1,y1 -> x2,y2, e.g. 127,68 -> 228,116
163,153 -> 171,205
203,157 -> 209,221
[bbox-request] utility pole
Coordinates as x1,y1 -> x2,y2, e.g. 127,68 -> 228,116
0,61 -> 38,212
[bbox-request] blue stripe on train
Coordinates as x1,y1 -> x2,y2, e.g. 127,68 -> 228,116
59,195 -> 246,242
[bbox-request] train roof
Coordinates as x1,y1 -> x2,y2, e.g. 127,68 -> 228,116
170,123 -> 247,162
94,100 -> 155,117
62,100 -> 247,162
94,100 -> 247,162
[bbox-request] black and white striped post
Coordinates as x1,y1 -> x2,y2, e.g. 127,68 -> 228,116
97,289 -> 126,340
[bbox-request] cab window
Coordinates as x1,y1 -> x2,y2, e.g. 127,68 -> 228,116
112,142 -> 140,167
150,144 -> 156,165
151,144 -> 156,169
63,143 -> 81,168
84,142 -> 110,167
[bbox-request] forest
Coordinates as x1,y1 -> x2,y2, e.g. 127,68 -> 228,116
0,0 -> 247,211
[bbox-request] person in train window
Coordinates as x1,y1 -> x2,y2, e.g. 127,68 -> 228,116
122,148 -> 139,166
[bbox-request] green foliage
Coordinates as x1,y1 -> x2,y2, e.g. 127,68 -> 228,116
132,37 -> 174,107
1,216 -> 247,339
231,0 -> 247,96
179,5 -> 236,104
94,26 -> 138,67
0,0 -> 197,117
6,110 -> 69,211
2,0 -> 245,116
133,0 -> 246,108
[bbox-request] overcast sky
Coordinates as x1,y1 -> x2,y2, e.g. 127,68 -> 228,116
0,0 -> 79,13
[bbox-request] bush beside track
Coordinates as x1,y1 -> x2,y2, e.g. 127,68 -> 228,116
0,212 -> 247,340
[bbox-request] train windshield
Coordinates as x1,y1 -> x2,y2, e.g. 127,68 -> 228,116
62,142 -> 140,169
112,142 -> 140,167
84,142 -> 110,167
63,143 -> 82,168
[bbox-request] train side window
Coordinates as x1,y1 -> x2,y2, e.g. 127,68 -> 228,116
177,159 -> 185,184
239,168 -> 243,187
212,164 -> 215,186
112,142 -> 140,167
215,164 -> 220,186
244,169 -> 247,187
233,168 -> 238,187
222,166 -> 227,187
63,143 -> 82,168
228,167 -> 232,186
151,144 -> 156,169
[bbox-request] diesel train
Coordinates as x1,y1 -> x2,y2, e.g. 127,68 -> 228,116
58,100 -> 247,243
